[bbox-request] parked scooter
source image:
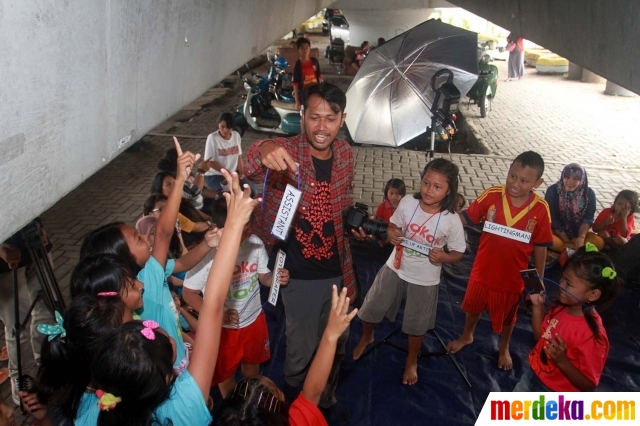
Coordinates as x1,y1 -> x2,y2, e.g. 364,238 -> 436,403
266,52 -> 295,102
466,52 -> 498,118
234,70 -> 301,136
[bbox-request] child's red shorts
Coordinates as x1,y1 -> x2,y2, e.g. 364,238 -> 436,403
461,279 -> 520,334
212,311 -> 270,385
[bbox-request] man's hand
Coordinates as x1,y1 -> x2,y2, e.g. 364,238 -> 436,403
259,141 -> 298,173
351,227 -> 374,242
0,243 -> 20,270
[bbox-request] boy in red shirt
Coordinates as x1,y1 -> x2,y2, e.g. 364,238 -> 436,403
292,37 -> 322,110
447,151 -> 553,370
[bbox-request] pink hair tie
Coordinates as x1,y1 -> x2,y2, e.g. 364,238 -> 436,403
97,292 -> 118,297
141,320 -> 160,340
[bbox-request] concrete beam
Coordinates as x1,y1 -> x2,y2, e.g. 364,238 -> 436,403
0,0 -> 332,241
446,0 -> 639,94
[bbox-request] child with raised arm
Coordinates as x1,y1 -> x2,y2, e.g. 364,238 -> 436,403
353,159 -> 466,385
75,169 -> 260,426
214,285 -> 357,426
516,245 -> 621,391
592,190 -> 638,249
183,202 -> 290,398
447,151 -> 553,370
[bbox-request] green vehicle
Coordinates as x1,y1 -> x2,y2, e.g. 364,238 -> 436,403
467,54 -> 498,118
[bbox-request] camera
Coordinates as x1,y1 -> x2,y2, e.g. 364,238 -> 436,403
345,203 -> 389,241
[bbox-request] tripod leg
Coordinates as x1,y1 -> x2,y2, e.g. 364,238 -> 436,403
431,329 -> 472,388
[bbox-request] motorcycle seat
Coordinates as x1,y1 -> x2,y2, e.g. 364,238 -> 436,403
271,100 -> 299,112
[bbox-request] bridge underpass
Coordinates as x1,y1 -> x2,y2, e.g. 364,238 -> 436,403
2,0 -> 639,240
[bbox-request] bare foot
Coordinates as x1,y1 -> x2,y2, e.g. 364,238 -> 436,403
498,350 -> 513,370
352,335 -> 374,360
447,336 -> 473,354
402,359 -> 418,385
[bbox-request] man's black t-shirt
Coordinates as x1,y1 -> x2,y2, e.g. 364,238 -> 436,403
284,156 -> 341,279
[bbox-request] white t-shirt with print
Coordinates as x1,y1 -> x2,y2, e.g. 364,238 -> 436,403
184,235 -> 270,328
203,130 -> 242,176
385,195 -> 466,286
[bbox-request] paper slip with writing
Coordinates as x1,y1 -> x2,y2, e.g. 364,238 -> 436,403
271,184 -> 302,241
400,238 -> 431,256
483,221 -> 531,244
268,250 -> 286,306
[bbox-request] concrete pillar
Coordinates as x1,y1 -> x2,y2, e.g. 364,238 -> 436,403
582,69 -> 606,84
566,62 -> 582,80
605,81 -> 638,97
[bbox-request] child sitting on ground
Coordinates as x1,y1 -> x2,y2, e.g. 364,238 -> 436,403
592,190 -> 638,249
515,245 -> 621,391
353,159 -> 466,385
183,199 -> 290,397
447,151 -> 553,370
374,178 -> 406,222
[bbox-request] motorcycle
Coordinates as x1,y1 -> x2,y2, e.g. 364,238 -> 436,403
265,52 -> 295,102
466,51 -> 498,118
234,68 -> 300,136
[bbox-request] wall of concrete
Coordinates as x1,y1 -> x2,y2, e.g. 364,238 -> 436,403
446,0 -> 640,94
332,0 -> 453,46
0,0 -> 332,241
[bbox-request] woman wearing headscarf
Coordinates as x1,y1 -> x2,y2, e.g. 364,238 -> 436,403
544,164 -> 603,252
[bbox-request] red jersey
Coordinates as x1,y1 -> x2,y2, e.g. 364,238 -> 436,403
529,306 -> 609,391
464,186 -> 553,293
289,393 -> 328,426
375,199 -> 395,222
593,207 -> 635,239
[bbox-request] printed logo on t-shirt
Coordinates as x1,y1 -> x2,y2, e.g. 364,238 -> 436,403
295,181 -> 335,260
218,146 -> 240,156
526,218 -> 537,233
227,265 -> 260,301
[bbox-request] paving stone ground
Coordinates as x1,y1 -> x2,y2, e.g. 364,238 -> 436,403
5,38 -> 640,424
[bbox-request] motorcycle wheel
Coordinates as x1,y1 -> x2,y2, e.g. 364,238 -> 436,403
479,95 -> 490,118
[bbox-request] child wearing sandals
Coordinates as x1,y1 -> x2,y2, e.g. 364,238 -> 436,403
352,158 -> 466,385
183,201 -> 290,397
515,245 -> 621,391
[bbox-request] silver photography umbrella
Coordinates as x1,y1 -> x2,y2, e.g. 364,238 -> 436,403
345,20 -> 479,147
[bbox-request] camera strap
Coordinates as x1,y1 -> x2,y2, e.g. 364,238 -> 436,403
261,169 -> 302,241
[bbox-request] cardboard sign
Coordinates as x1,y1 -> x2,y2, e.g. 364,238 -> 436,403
272,184 -> 302,241
483,221 -> 532,244
268,250 -> 286,306
399,238 -> 431,256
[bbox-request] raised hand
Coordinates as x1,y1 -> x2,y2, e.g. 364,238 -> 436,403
324,286 -> 358,343
259,140 -> 298,173
220,168 -> 260,227
204,227 -> 223,248
173,136 -> 201,183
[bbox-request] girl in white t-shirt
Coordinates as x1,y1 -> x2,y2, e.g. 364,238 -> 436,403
201,112 -> 257,196
352,158 -> 466,386
183,206 -> 290,398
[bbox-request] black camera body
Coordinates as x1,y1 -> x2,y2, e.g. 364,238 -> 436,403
345,203 -> 389,241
